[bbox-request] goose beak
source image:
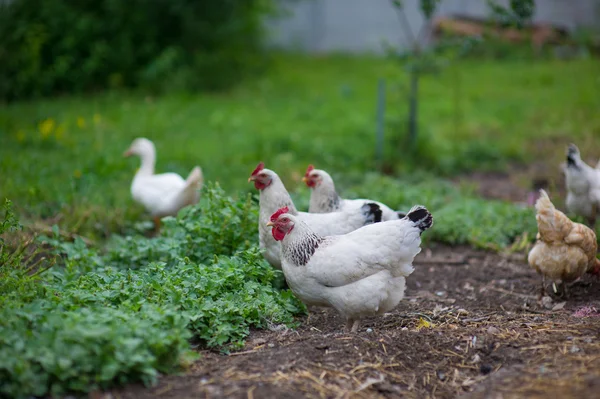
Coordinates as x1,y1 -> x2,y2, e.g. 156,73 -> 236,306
266,221 -> 274,227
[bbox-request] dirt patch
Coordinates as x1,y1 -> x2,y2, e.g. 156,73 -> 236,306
111,245 -> 600,399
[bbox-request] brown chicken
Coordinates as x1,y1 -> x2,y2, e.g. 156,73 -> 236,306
528,190 -> 600,297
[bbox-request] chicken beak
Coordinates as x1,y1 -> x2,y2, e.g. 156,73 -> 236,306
123,149 -> 133,157
301,177 -> 308,183
248,176 -> 255,182
266,221 -> 274,227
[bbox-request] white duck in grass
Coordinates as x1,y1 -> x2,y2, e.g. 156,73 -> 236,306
124,138 -> 203,232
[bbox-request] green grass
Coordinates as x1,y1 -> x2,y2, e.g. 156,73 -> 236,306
0,55 -> 599,237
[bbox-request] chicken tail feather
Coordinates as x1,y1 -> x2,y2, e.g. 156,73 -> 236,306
405,205 -> 433,233
534,189 -> 573,241
186,166 -> 203,187
361,203 -> 382,224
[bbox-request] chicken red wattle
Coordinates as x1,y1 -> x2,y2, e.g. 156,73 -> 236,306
303,165 -> 317,187
270,206 -> 293,240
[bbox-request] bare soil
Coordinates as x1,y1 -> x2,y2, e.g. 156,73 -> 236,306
111,243 -> 600,399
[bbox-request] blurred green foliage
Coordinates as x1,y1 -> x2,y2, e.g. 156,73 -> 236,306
0,0 -> 277,100
1,56 -> 598,237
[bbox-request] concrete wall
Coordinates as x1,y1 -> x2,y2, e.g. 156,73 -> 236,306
267,0 -> 600,53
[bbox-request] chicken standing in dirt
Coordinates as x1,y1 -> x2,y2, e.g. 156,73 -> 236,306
528,189 -> 600,297
267,205 -> 433,332
563,143 -> 600,227
248,162 -> 382,269
303,165 -> 406,220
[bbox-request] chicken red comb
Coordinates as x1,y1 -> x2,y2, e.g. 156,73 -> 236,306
270,206 -> 289,222
304,164 -> 315,177
251,162 -> 265,176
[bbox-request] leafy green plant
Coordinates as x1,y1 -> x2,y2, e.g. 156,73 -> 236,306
105,183 -> 258,268
0,303 -> 192,398
0,199 -> 55,306
430,199 -> 537,250
0,188 -> 304,398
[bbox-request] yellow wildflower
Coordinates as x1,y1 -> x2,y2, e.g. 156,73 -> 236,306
76,117 -> 86,129
38,118 -> 55,139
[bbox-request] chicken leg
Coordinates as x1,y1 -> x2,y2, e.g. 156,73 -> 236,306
539,275 -> 546,299
346,319 -> 360,333
560,282 -> 570,299
153,216 -> 162,235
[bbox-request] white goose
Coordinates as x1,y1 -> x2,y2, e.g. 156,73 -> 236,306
123,138 -> 203,232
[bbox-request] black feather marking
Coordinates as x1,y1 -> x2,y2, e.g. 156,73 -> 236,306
567,155 -> 579,169
406,205 -> 433,233
286,233 -> 324,266
328,194 -> 341,211
567,145 -> 580,169
396,211 -> 407,219
361,203 -> 382,224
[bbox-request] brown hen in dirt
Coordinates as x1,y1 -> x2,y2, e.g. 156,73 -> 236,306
528,189 -> 600,297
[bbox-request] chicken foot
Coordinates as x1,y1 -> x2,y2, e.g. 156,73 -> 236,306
346,319 -> 360,333
552,280 -> 570,299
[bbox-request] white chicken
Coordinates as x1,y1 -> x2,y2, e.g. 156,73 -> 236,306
564,144 -> 600,227
248,162 -> 382,269
124,138 -> 203,232
303,165 -> 406,220
267,205 -> 433,332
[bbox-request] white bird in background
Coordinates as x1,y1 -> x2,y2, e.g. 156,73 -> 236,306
124,137 -> 203,233
563,143 -> 600,227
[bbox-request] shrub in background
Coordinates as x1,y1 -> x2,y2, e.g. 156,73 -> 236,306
0,0 -> 278,101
